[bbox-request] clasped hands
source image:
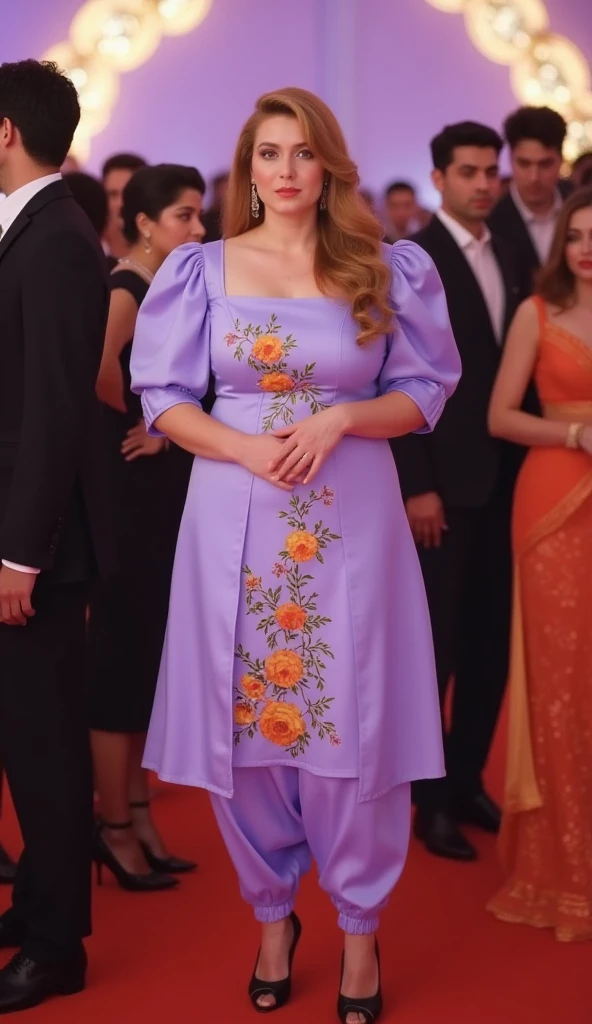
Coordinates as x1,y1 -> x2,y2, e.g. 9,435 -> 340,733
240,406 -> 347,492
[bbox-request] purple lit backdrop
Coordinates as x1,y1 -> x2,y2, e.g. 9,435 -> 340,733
1,0 -> 591,207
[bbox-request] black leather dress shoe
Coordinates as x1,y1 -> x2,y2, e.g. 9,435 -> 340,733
0,949 -> 86,1014
0,846 -> 16,886
414,810 -> 477,861
0,915 -> 26,950
452,792 -> 501,834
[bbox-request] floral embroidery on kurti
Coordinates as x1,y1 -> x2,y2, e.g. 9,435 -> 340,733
234,487 -> 341,757
224,314 -> 327,430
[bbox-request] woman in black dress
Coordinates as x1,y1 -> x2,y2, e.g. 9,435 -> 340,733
88,165 -> 206,889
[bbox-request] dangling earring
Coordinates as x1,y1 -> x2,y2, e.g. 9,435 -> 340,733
143,233 -> 152,254
251,181 -> 260,219
320,180 -> 329,212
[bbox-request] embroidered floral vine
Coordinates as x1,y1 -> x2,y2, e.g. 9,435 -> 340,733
234,487 -> 341,758
224,314 -> 327,431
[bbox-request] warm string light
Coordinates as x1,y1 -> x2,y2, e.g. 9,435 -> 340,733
41,0 -> 212,161
424,0 -> 592,161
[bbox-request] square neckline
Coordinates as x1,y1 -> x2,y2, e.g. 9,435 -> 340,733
219,238 -> 332,303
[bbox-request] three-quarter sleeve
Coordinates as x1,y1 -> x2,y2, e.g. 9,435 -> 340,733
130,243 -> 211,436
379,240 -> 461,432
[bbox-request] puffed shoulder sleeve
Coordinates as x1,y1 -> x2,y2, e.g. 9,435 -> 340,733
130,243 -> 211,436
379,240 -> 461,432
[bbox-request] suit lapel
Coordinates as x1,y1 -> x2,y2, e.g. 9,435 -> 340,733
426,218 -> 500,354
0,209 -> 31,265
491,236 -> 520,340
0,181 -> 70,268
506,196 -> 540,270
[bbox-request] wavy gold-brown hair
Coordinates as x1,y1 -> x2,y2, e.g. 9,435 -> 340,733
536,186 -> 592,310
224,87 -> 392,345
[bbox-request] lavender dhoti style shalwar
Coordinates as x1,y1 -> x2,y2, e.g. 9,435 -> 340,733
130,238 -> 460,932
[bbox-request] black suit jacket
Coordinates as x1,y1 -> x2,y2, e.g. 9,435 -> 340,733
488,183 -> 569,294
390,216 -> 527,508
0,180 -> 115,583
488,192 -> 541,294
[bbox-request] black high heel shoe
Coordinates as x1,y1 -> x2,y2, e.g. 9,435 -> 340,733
248,912 -> 302,1014
93,821 -> 179,892
130,801 -> 197,874
337,940 -> 382,1024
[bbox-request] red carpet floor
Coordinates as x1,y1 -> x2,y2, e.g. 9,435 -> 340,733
1,713 -> 590,1023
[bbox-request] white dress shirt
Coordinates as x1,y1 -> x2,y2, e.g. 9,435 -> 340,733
510,183 -> 562,265
0,174 -> 62,574
436,208 -> 505,344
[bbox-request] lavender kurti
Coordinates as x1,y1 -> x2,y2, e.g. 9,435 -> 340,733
130,239 -> 460,803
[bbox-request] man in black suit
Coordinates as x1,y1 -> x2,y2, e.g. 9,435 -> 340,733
489,106 -> 567,290
0,60 -> 113,1012
391,122 -> 526,861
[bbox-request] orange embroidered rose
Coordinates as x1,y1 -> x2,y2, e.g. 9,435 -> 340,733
241,675 -> 266,700
265,650 -> 303,688
234,703 -> 256,727
259,701 -> 306,746
252,335 -> 283,364
285,530 -> 318,563
275,602 -> 308,631
258,372 -> 294,393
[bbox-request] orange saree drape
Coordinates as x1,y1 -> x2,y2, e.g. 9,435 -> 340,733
489,300 -> 592,942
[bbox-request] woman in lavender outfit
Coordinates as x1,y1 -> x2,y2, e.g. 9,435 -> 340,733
130,88 -> 460,1024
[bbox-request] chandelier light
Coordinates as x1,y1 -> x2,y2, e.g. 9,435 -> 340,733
424,0 -> 592,163
155,0 -> 212,36
70,123 -> 94,164
511,33 -> 590,114
42,0 -> 212,161
70,0 -> 163,73
424,0 -> 466,11
464,0 -> 547,65
43,42 -> 120,135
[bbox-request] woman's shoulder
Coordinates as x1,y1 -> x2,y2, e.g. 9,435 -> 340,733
517,295 -> 544,324
158,242 -> 209,287
381,238 -> 437,274
109,268 -> 149,306
381,238 -> 441,302
149,241 -> 227,310
175,239 -> 224,284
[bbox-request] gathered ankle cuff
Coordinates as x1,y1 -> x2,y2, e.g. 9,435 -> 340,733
254,900 -> 295,924
338,912 -> 380,935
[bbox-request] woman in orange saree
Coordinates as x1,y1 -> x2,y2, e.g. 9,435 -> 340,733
487,188 -> 592,942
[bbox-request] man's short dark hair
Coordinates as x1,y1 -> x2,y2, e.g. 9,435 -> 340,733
65,172 -> 108,237
504,106 -> 567,154
122,164 -> 206,244
102,152 -> 147,179
431,122 -> 503,172
0,60 -> 80,168
385,181 -> 416,198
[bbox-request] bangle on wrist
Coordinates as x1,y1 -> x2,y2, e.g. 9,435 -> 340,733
566,422 -> 585,450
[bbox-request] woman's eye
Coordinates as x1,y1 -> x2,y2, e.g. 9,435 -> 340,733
261,150 -> 277,159
297,149 -> 314,159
